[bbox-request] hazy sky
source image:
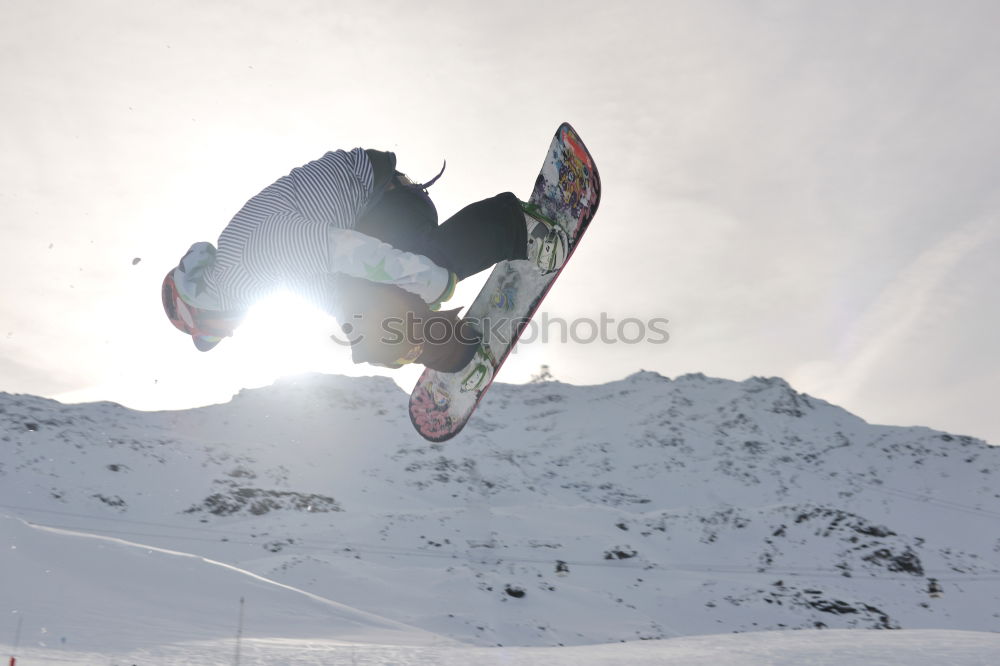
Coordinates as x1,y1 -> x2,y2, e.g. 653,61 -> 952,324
2,0 -> 998,444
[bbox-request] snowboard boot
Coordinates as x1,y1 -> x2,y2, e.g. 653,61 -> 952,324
522,201 -> 569,275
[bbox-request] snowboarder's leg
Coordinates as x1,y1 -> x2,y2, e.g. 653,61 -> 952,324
358,188 -> 528,280
425,192 -> 527,279
336,277 -> 480,373
426,193 -> 567,277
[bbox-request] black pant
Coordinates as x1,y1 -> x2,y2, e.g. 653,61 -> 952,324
357,181 -> 527,280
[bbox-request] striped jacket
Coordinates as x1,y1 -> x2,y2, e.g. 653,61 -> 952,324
180,148 -> 449,317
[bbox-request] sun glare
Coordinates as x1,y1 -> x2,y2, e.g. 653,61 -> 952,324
225,291 -> 347,382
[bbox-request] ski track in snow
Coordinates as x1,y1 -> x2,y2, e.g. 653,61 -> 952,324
21,516 -> 444,638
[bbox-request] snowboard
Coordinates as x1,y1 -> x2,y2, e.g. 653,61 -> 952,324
408,122 -> 601,442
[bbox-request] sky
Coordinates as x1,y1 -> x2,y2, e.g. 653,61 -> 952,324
1,0 -> 998,444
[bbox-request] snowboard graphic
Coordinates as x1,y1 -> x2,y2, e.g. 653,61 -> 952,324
409,123 -> 601,441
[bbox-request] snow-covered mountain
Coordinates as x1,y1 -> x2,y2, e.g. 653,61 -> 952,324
2,371 -> 999,652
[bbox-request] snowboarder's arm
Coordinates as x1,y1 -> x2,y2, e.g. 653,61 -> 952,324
327,227 -> 452,305
240,210 -> 452,305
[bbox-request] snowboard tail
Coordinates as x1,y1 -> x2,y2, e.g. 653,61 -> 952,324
408,123 -> 600,442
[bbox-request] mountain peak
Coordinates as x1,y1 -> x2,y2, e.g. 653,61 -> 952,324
624,369 -> 670,382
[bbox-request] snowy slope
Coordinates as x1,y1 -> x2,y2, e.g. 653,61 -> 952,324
0,514 -> 447,653
2,371 -> 999,651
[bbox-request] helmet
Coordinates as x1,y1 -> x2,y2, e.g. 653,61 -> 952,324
161,269 -> 239,351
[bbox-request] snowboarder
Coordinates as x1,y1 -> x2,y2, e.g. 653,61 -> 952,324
161,147 -> 569,371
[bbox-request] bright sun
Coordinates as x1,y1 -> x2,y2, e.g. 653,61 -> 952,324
222,290 -> 423,394
55,290 -> 375,413
224,290 -> 349,382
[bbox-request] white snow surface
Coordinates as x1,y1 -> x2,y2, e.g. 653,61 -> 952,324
2,371 -> 999,663
5,629 -> 1000,666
